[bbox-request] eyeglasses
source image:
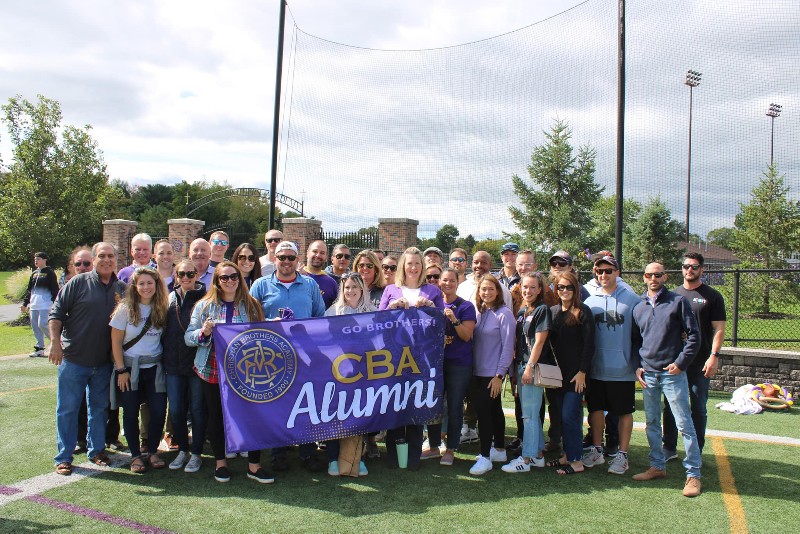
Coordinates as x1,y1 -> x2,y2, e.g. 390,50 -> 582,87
550,260 -> 569,267
449,257 -> 466,263
334,253 -> 351,260
210,239 -> 229,246
426,274 -> 441,281
266,237 -> 282,244
218,272 -> 240,282
356,262 -> 374,270
276,255 -> 297,262
238,254 -> 256,262
177,271 -> 197,279
644,272 -> 665,279
682,264 -> 701,271
594,268 -> 615,275
556,284 -> 575,292
74,260 -> 91,268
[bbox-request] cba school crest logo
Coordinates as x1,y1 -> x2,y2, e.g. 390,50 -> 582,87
224,328 -> 297,403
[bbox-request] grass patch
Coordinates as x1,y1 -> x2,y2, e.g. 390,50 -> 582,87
0,324 -> 35,357
0,271 -> 14,305
727,318 -> 800,350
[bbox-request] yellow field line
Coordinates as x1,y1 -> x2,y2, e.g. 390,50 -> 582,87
711,436 -> 748,534
0,385 -> 56,397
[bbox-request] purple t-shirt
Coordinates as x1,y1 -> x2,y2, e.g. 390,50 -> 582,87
305,272 -> 339,309
443,296 -> 477,366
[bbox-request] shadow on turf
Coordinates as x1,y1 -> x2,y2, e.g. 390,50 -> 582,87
86,437 -> 800,516
0,518 -> 70,532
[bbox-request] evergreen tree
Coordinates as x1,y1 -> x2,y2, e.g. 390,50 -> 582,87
624,197 -> 683,270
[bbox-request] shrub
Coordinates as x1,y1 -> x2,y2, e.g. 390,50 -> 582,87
5,268 -> 31,302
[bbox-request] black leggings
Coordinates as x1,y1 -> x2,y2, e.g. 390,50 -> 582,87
201,380 -> 260,464
470,376 -> 505,457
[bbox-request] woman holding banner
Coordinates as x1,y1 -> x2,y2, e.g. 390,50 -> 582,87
469,274 -> 515,476
353,250 -> 385,308
185,261 -> 271,484
379,247 -> 444,470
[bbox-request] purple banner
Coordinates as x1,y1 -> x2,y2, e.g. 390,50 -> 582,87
213,307 -> 445,452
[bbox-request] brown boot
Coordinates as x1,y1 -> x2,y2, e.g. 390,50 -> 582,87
632,467 -> 667,481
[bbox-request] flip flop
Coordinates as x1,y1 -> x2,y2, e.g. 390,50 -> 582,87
556,464 -> 584,475
149,455 -> 166,469
546,458 -> 568,468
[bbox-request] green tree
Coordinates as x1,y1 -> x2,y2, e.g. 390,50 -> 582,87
585,195 -> 641,269
509,119 -> 603,255
706,227 -> 736,249
434,224 -> 459,253
0,95 -> 115,268
624,197 -> 684,270
732,166 -> 800,313
472,239 -> 505,265
455,234 -> 476,254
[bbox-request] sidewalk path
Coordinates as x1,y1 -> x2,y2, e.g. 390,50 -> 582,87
0,303 -> 21,322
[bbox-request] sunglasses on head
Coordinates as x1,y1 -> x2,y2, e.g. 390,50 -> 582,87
426,273 -> 441,281
356,262 -> 374,270
238,254 -> 256,262
341,272 -> 363,281
177,270 -> 196,279
644,272 -> 665,279
556,284 -> 575,292
276,255 -> 297,262
266,237 -> 282,243
595,268 -> 615,275
550,260 -> 569,267
218,272 -> 240,282
382,264 -> 398,272
74,260 -> 91,268
210,239 -> 228,246
335,253 -> 351,260
682,264 -> 701,271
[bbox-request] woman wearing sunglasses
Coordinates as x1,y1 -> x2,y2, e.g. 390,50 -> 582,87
232,242 -> 263,288
162,259 -> 207,473
352,250 -> 386,308
548,271 -> 594,475
381,256 -> 398,286
186,262 -> 271,483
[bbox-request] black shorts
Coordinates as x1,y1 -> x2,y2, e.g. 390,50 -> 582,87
585,379 -> 636,416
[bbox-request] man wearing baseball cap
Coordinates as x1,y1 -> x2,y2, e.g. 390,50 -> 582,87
423,246 -> 444,267
495,242 -> 520,289
548,250 -> 591,301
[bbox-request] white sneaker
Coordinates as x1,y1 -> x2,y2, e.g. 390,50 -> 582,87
184,454 -> 202,473
529,455 -> 545,468
582,446 -> 605,468
469,455 -> 493,475
460,427 -> 479,444
607,452 -> 629,475
169,451 -> 189,470
489,447 -> 507,463
501,456 -> 531,473
225,451 -> 237,459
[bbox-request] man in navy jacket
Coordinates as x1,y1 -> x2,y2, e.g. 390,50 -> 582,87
631,262 -> 702,497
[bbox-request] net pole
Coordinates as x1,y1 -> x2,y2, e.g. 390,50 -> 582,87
615,0 -> 626,265
269,0 -> 288,230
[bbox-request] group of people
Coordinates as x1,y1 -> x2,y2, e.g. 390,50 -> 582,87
34,228 -> 725,498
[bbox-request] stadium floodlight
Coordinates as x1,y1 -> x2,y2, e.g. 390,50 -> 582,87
684,70 -> 701,244
767,103 -> 782,167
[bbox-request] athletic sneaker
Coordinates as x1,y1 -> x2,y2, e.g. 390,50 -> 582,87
501,456 -> 531,473
359,461 -> 368,476
460,427 -> 479,445
247,467 -> 275,484
607,451 -> 629,475
214,466 -> 231,483
529,455 -> 545,468
469,455 -> 493,475
184,454 -> 202,473
581,446 -> 605,468
420,448 -> 442,460
489,447 -> 507,463
169,451 -> 189,470
225,451 -> 237,459
440,451 -> 455,466
328,460 -> 340,476
28,348 -> 44,358
662,448 -> 679,462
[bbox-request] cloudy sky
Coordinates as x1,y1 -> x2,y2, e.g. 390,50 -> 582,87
2,0 -> 798,241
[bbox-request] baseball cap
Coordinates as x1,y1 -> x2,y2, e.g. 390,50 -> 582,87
275,241 -> 299,255
594,255 -> 619,270
423,247 -> 443,258
500,242 -> 520,254
548,250 -> 572,265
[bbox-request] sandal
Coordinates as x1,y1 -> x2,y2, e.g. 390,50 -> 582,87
130,457 -> 147,473
556,464 -> 584,475
149,454 -> 166,469
90,452 -> 111,467
56,462 -> 73,475
546,458 -> 568,468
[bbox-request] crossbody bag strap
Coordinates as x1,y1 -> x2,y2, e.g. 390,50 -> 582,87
122,316 -> 153,351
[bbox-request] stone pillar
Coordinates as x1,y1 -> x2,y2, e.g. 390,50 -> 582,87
168,218 -> 205,259
282,218 -> 323,256
379,218 -> 419,257
102,219 -> 138,268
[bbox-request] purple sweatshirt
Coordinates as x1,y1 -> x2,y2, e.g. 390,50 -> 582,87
379,283 -> 444,310
472,305 -> 515,377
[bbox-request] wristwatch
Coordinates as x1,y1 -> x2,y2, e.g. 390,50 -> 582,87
710,352 -> 720,357
495,374 -> 504,380
452,319 -> 461,326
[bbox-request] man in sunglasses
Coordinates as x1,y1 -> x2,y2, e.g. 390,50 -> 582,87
663,253 -> 725,461
582,255 -> 641,476
259,229 -> 284,276
209,231 -> 230,267
250,240 -> 326,473
584,250 -> 634,297
117,233 -> 156,284
300,240 -> 339,308
447,248 -> 469,283
324,244 -> 351,282
632,262 -> 702,497
548,250 -> 590,301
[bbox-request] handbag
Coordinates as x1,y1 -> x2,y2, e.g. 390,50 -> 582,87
528,327 -> 563,388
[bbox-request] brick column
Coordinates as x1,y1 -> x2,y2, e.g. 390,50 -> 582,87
282,218 -> 323,256
102,219 -> 138,268
379,218 -> 419,257
168,218 -> 205,259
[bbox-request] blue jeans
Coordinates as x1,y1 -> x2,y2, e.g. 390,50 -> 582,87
166,373 -> 207,455
561,390 -> 584,462
663,366 -> 709,452
30,308 -> 50,349
642,371 -> 702,478
518,364 -> 545,459
55,360 -> 112,464
427,362 -> 473,450
119,366 -> 167,458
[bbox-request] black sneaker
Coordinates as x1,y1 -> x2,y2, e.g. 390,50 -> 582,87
506,438 -> 522,450
214,466 -> 231,483
247,467 -> 275,484
302,456 -> 324,473
272,456 -> 290,472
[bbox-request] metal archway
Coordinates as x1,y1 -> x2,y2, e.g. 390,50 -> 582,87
186,187 -> 303,216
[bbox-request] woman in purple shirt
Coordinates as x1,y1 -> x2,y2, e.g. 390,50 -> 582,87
379,247 -> 444,470
468,274 -> 515,476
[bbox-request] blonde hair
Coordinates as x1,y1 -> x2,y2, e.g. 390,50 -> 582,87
395,247 -> 424,288
331,273 -> 375,313
352,250 -> 385,290
200,261 -> 264,321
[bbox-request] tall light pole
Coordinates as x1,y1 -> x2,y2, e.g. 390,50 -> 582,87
766,103 -> 782,168
684,69 -> 701,245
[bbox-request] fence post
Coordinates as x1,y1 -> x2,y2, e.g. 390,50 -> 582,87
731,269 -> 740,347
